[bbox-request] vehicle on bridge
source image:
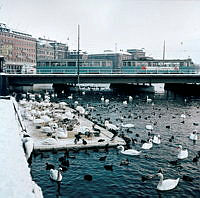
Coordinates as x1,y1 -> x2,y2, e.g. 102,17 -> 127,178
36,58 -> 196,74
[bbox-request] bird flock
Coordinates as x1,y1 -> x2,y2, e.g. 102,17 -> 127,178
16,91 -> 200,193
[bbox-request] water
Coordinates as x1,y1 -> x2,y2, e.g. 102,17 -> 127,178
31,86 -> 200,198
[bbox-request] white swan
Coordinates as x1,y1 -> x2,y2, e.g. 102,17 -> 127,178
189,131 -> 198,141
22,137 -> 34,161
146,96 -> 152,102
146,124 -> 153,130
123,101 -> 127,106
56,125 -> 68,139
105,120 -> 119,131
117,145 -> 141,156
128,96 -> 133,102
101,96 -> 105,102
156,172 -> 180,191
177,145 -> 188,159
40,137 -> 58,145
141,139 -> 153,150
50,168 -> 62,182
152,135 -> 161,144
121,123 -> 135,128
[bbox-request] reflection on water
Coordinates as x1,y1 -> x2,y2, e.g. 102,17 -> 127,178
31,87 -> 200,198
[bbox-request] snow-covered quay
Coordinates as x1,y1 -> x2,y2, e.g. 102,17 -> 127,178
0,97 -> 43,198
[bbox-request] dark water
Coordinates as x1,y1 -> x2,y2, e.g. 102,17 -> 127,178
31,87 -> 200,198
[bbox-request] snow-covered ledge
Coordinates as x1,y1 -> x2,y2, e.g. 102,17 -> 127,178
0,97 -> 43,198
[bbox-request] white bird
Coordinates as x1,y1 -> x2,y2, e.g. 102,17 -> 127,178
146,124 -> 153,130
101,96 -> 105,102
68,94 -> 73,99
141,139 -> 153,150
180,113 -> 186,119
50,168 -> 62,182
177,145 -> 188,159
40,137 -> 58,145
156,172 -> 180,191
189,131 -> 198,141
123,101 -> 127,106
152,135 -> 161,144
22,137 -> 34,161
117,145 -> 141,156
105,120 -> 119,131
128,96 -> 133,102
105,99 -> 109,104
121,123 -> 135,128
76,106 -> 86,115
146,96 -> 152,102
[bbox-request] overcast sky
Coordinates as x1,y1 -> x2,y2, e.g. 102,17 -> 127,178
1,0 -> 200,63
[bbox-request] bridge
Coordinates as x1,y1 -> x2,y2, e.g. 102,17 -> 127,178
1,73 -> 200,95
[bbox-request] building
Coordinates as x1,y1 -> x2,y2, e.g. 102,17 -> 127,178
88,50 -> 132,71
36,37 -> 68,61
0,23 -> 37,73
127,49 -> 146,60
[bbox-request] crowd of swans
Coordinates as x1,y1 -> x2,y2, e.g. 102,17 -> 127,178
17,91 -> 200,193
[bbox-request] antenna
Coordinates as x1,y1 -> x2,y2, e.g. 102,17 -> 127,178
163,40 -> 165,60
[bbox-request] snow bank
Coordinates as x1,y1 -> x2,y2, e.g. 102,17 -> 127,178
0,98 -> 43,198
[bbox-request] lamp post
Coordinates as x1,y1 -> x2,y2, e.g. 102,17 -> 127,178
77,24 -> 80,88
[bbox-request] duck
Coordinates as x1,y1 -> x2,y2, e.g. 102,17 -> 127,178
50,167 -> 62,182
141,139 -> 153,150
152,135 -> 161,144
156,172 -> 180,191
117,145 -> 141,156
189,131 -> 198,141
177,145 -> 188,159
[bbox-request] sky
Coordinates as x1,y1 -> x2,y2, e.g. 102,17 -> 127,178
1,0 -> 200,63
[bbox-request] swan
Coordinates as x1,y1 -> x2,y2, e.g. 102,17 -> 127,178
141,139 -> 153,150
146,96 -> 152,102
156,172 -> 180,191
128,96 -> 133,102
76,106 -> 86,115
56,125 -> 68,139
105,120 -> 119,131
22,137 -> 34,161
117,145 -> 141,156
121,123 -> 135,128
123,101 -> 128,106
50,167 -> 62,182
189,131 -> 198,141
105,99 -> 109,104
177,145 -> 188,159
146,124 -> 153,130
101,96 -> 105,102
68,94 -> 73,99
152,135 -> 161,144
40,137 -> 58,145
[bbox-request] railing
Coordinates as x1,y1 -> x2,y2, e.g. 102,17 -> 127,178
3,67 -> 197,74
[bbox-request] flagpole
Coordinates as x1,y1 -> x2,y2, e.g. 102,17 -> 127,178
77,24 -> 80,88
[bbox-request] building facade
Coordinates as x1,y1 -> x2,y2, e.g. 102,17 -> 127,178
0,23 -> 36,73
37,37 -> 68,61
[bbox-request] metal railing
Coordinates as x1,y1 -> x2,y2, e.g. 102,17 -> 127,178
3,67 -> 197,74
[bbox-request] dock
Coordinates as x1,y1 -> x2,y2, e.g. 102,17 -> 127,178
17,98 -> 126,151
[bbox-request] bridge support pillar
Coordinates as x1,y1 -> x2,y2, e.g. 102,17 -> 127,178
0,74 -> 8,96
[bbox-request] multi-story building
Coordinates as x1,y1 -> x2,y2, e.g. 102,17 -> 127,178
0,23 -> 37,73
36,37 -> 68,61
88,50 -> 132,71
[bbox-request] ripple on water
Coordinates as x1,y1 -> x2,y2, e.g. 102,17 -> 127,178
31,90 -> 200,198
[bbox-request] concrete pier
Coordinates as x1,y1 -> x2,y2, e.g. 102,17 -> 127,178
0,97 -> 43,198
17,101 -> 125,151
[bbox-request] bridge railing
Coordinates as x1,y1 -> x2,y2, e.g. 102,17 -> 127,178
3,67 -> 197,74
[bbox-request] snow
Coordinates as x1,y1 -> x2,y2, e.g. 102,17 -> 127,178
0,98 -> 43,198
